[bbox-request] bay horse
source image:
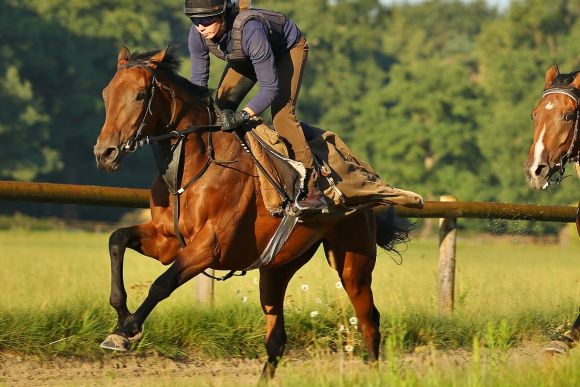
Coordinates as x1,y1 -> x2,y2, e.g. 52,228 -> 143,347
93,46 -> 416,379
524,64 -> 580,354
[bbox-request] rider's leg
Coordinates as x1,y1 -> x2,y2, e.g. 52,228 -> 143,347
216,62 -> 256,111
271,37 -> 326,210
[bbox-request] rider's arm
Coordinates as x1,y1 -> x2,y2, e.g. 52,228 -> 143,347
188,26 -> 210,88
242,20 -> 279,117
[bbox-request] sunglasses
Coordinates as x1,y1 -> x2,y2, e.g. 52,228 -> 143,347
190,15 -> 221,27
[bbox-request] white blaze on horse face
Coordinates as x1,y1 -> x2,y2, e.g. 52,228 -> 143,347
545,101 -> 554,110
530,125 -> 547,178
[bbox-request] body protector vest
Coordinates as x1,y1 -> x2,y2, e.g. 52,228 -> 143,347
205,9 -> 287,63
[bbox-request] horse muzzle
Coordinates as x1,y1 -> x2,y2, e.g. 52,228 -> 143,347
523,160 -> 552,190
94,145 -> 122,171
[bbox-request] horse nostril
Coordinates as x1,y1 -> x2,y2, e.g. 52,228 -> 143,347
534,164 -> 547,176
101,147 -> 118,161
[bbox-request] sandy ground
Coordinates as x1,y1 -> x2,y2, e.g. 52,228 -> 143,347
0,352 -> 265,387
0,343 -> 549,387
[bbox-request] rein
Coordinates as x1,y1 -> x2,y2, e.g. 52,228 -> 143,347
540,87 -> 580,185
118,64 -> 223,152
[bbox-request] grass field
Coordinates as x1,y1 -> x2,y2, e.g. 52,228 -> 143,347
1,225 -> 580,385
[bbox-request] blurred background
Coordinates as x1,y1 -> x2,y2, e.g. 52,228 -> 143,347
1,0 -> 579,233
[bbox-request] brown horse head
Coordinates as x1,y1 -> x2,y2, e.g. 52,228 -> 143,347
94,46 -> 202,171
524,64 -> 580,190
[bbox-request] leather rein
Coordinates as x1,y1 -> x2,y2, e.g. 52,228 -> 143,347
539,87 -> 580,185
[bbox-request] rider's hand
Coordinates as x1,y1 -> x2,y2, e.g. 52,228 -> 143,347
220,109 -> 250,132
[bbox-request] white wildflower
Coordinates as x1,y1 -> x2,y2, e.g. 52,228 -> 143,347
344,345 -> 354,353
300,284 -> 309,292
335,281 -> 343,289
349,317 -> 358,326
241,296 -> 248,303
310,310 -> 319,318
339,324 -> 347,332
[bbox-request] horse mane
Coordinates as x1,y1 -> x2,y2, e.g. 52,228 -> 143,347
552,70 -> 580,87
127,47 -> 213,101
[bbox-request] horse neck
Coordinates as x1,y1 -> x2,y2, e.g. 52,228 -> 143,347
157,81 -> 248,182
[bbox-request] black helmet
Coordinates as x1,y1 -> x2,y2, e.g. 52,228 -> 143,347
184,0 -> 229,17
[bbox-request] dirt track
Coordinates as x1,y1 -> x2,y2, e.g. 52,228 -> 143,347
0,353 -> 264,387
0,343 -> 549,386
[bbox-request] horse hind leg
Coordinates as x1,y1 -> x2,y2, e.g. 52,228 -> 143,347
323,212 -> 381,363
259,242 -> 321,381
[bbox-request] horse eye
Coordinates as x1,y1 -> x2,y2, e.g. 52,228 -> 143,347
563,112 -> 576,121
136,91 -> 147,101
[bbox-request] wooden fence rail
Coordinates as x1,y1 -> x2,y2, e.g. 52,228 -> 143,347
0,181 -> 576,222
1,180 -> 577,309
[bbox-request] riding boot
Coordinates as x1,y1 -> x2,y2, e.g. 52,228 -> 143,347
296,169 -> 327,211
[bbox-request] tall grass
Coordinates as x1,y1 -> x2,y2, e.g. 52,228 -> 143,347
1,227 -> 580,361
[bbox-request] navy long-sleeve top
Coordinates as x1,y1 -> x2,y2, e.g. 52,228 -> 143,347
188,13 -> 302,115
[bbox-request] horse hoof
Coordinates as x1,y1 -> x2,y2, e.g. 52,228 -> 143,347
100,334 -> 130,351
543,340 -> 571,355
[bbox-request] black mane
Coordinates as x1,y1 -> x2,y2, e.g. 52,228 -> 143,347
127,47 -> 212,101
552,70 -> 580,87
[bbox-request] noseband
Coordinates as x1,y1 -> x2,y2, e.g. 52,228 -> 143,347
539,87 -> 580,184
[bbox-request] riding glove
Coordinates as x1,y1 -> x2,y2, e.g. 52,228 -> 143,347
220,109 -> 250,132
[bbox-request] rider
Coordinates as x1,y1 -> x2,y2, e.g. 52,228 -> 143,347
184,0 -> 327,211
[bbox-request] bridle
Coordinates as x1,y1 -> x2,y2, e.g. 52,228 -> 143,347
118,64 -> 222,152
538,86 -> 580,185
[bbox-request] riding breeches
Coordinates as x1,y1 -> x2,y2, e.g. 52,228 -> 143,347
216,37 -> 315,170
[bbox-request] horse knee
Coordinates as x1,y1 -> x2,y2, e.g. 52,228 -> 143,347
109,228 -> 129,255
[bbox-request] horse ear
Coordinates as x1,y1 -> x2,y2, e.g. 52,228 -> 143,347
544,64 -> 560,89
117,46 -> 130,68
572,72 -> 580,89
147,47 -> 168,69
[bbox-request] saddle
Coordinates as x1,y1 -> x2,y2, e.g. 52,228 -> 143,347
244,120 -> 423,217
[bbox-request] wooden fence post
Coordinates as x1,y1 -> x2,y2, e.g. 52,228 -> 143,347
195,271 -> 214,305
438,195 -> 457,314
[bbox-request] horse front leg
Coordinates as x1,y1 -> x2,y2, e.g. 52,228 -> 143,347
102,227 -> 215,351
101,221 -> 180,351
259,243 -> 320,382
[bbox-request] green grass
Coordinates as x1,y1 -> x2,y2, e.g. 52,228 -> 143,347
1,227 -> 580,370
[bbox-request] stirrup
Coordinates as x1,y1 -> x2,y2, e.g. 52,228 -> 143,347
294,192 -> 328,213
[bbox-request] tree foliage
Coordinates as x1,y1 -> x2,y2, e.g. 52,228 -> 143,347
1,0 -> 579,229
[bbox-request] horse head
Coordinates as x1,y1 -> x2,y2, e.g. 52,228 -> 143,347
94,46 -> 213,171
524,64 -> 580,190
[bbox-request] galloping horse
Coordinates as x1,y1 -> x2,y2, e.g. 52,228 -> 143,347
93,46 -> 417,379
524,64 -> 580,354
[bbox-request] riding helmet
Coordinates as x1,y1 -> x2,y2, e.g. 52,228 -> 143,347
184,0 -> 230,17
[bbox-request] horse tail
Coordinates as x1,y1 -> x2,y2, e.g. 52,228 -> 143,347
374,206 -> 411,253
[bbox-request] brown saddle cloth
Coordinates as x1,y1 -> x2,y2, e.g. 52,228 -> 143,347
245,120 -> 423,216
